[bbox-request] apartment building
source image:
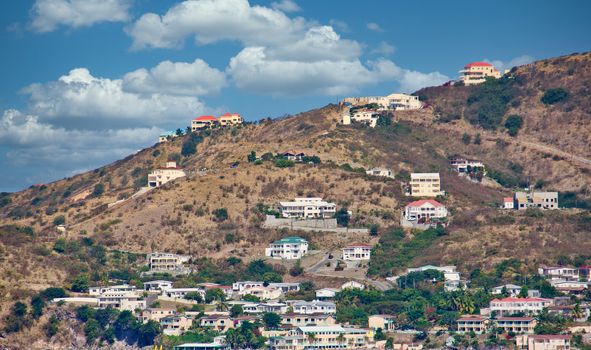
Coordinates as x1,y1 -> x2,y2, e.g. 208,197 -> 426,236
147,161 -> 186,188
342,244 -> 372,261
459,62 -> 501,86
265,236 -> 309,260
403,199 -> 448,222
97,292 -> 146,311
409,173 -> 443,197
191,115 -> 219,131
495,317 -> 537,334
278,197 -> 336,219
292,300 -> 336,315
514,191 -> 559,210
200,315 -> 235,332
161,314 -> 194,336
218,113 -> 243,127
281,314 -> 336,328
490,297 -> 553,316
342,93 -> 422,110
268,326 -> 369,350
147,252 -> 191,274
456,315 -> 488,334
516,334 -> 571,350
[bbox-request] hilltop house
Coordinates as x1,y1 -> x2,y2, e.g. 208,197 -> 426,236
265,236 -> 309,260
158,130 -> 179,143
147,252 -> 191,275
161,314 -> 194,336
278,197 -> 336,219
350,109 -> 380,127
147,161 -> 186,188
191,115 -> 219,131
281,150 -> 306,162
514,191 -> 559,210
366,167 -> 394,178
342,93 -> 422,110
218,113 -> 243,127
503,197 -> 515,209
403,199 -> 448,222
291,300 -> 336,314
459,62 -> 501,86
489,297 -> 553,316
239,286 -> 283,300
409,173 -> 444,197
342,243 -> 372,261
449,156 -> 486,177
268,326 -> 369,350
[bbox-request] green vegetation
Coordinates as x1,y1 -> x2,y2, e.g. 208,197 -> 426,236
212,208 -> 228,221
541,88 -> 569,105
92,183 -> 105,197
53,215 -> 66,226
559,192 -> 591,209
334,208 -> 350,227
466,77 -> 516,129
504,115 -> 524,136
274,159 -> 294,168
487,168 -> 523,188
247,151 -> 257,162
181,133 -> 204,157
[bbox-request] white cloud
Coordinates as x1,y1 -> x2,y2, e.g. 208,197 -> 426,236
396,69 -> 449,92
485,55 -> 535,73
371,41 -> 395,56
30,0 -> 131,32
271,0 -> 301,13
328,19 -> 349,33
126,0 -> 308,50
366,22 -> 384,32
22,68 -> 208,127
122,59 -> 227,96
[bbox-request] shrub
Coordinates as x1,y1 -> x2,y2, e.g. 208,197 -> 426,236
334,208 -> 350,227
212,208 -> 228,222
461,133 -> 471,144
92,183 -> 104,197
247,151 -> 257,162
541,88 -> 569,105
274,159 -> 294,168
289,260 -> 304,277
71,274 -> 90,292
152,150 -> 160,157
53,215 -> 66,226
466,77 -> 516,129
504,115 -> 523,136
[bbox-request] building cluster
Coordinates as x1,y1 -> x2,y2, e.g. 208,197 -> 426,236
191,113 -> 243,131
503,191 -> 559,210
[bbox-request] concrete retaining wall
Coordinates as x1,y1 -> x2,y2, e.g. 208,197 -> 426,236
263,215 -> 368,234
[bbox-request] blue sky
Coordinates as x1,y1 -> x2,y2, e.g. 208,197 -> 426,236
0,0 -> 589,192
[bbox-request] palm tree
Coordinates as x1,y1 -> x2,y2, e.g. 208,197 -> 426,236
572,303 -> 584,321
307,332 -> 316,345
337,333 -> 345,346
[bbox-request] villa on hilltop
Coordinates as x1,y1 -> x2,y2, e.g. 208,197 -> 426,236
191,113 -> 243,131
459,62 -> 501,85
342,93 -> 422,110
147,161 -> 186,188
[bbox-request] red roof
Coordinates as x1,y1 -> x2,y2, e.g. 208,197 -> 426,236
407,199 -> 444,208
220,113 -> 240,117
529,335 -> 571,340
194,115 -> 217,121
465,62 -> 493,68
503,197 -> 513,202
491,297 -> 551,303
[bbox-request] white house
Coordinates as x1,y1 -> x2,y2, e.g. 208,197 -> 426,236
291,300 -> 336,315
147,252 -> 191,274
449,157 -> 486,174
343,93 -> 422,110
241,302 -> 288,314
503,197 -> 515,209
492,284 -> 522,297
315,288 -> 339,300
366,167 -> 394,178
239,286 -> 283,301
268,283 -> 300,293
281,150 -> 306,162
341,281 -> 365,290
490,297 -> 553,316
406,265 -> 460,282
538,266 -> 580,281
147,161 -> 186,188
350,110 -> 380,127
278,197 -> 336,219
163,288 -> 205,300
97,292 -> 146,311
89,284 -> 136,296
144,280 -> 174,292
265,237 -> 309,260
404,199 -> 448,221
232,281 -> 265,293
342,243 -> 372,261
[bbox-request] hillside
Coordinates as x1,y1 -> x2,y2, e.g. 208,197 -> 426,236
1,52 -> 591,348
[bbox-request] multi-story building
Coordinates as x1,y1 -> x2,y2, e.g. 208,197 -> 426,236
144,280 -> 174,291
89,284 -> 136,296
265,237 -> 309,260
241,302 -> 288,314
514,192 -> 559,210
538,266 -> 580,281
403,199 -> 448,222
268,326 -> 369,350
161,314 -> 194,336
342,244 -> 372,261
349,110 -> 380,128
200,315 -> 235,332
409,173 -> 443,197
218,113 -> 243,127
457,315 -> 488,334
449,156 -> 486,174
138,308 -> 177,323
278,197 -> 336,219
97,292 -> 146,311
147,161 -> 186,188
490,297 -> 553,316
232,281 -> 265,293
342,93 -> 422,110
291,300 -> 336,315
239,286 -> 283,301
147,252 -> 191,274
516,334 -> 571,350
191,115 -> 219,130
281,314 -> 336,328
495,317 -> 537,334
368,315 -> 396,331
459,62 -> 501,86
366,167 -> 394,178
492,284 -> 523,297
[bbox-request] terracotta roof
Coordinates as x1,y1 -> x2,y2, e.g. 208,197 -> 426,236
282,149 -> 305,155
503,197 -> 513,202
406,199 -> 444,208
194,115 -> 217,121
465,62 -> 493,68
529,335 -> 571,340
220,113 -> 240,117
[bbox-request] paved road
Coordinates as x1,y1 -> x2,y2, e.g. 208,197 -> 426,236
306,253 -> 331,274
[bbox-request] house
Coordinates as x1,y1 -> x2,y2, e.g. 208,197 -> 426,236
241,302 -> 288,314
492,284 -> 523,297
459,62 -> 501,86
404,265 -> 461,283
366,167 -> 394,178
350,109 -> 380,128
281,150 -> 306,162
489,297 -> 553,316
97,292 -> 146,311
159,130 -> 178,143
174,336 -> 229,350
198,283 -> 234,299
265,237 -> 309,260
456,315 -> 488,334
232,281 -> 265,293
164,288 -> 205,300
409,173 -> 443,197
403,199 -> 448,222
161,314 -> 194,336
550,280 -> 589,294
495,317 -> 537,334
200,315 -> 234,332
368,315 -> 396,331
538,266 -> 580,281
341,281 -> 365,290
315,288 -> 339,300
342,243 -> 372,261
278,197 -> 336,219
449,157 -> 486,174
342,93 -> 422,111
144,280 -> 174,292
147,161 -> 186,188
191,115 -> 218,131
138,308 -> 177,323
89,284 -> 136,296
292,300 -> 336,314
281,314 -> 336,327
268,326 -> 369,350
268,283 -> 301,294
147,252 -> 191,274
239,286 -> 283,300
503,197 -> 515,209
514,191 -> 559,210
218,113 -> 243,127
516,334 -> 571,350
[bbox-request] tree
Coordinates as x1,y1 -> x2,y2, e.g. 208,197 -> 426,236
504,115 -> 523,136
53,215 -> 66,226
370,225 -> 379,236
334,208 -> 350,227
71,274 -> 90,292
230,304 -> 243,317
541,88 -> 569,105
138,320 -> 160,346
92,183 -> 104,197
44,315 -> 60,338
263,271 -> 283,284
474,133 -> 482,145
84,319 -> 101,344
185,291 -> 203,303
176,128 -> 184,136
262,312 -> 281,330
205,288 -> 226,303
289,260 -> 304,277
212,208 -> 228,222
376,115 -> 392,127
242,294 -> 260,302
247,151 -> 257,163
374,328 -> 386,340
31,295 -> 46,318
274,159 -> 294,168
462,133 -> 472,144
